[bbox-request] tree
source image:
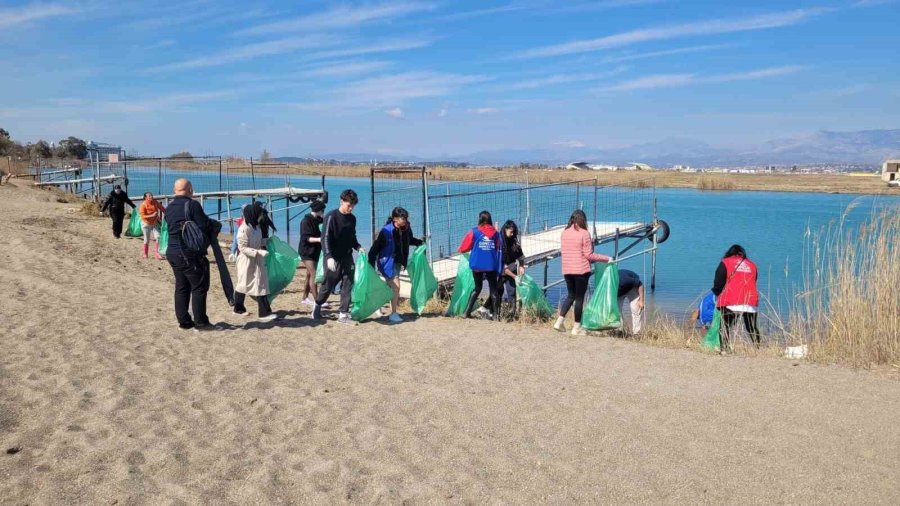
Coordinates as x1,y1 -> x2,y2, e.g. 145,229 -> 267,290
0,128 -> 11,156
170,151 -> 193,159
0,128 -> 9,140
260,149 -> 271,162
29,140 -> 52,159
58,136 -> 87,159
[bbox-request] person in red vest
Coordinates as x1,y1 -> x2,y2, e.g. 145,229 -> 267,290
711,244 -> 761,353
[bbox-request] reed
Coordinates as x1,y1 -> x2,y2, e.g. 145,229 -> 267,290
787,209 -> 900,367
696,175 -> 737,191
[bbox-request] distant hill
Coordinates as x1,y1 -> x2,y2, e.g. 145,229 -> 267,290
275,129 -> 900,167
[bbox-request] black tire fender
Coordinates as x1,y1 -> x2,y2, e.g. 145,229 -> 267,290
654,219 -> 670,244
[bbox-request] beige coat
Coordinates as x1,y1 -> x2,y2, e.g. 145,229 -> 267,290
235,223 -> 269,296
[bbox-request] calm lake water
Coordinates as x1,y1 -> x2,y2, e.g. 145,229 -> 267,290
117,166 -> 900,321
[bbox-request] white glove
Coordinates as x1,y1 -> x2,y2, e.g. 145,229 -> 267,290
258,249 -> 268,258
326,258 -> 337,272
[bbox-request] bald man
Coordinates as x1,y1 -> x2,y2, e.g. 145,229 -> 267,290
164,178 -> 215,331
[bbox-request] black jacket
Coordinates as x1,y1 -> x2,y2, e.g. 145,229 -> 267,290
368,224 -> 424,270
299,213 -> 323,261
101,191 -> 136,213
164,196 -> 212,255
321,209 -> 360,261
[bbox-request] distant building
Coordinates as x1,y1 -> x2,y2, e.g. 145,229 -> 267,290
623,162 -> 654,171
86,141 -> 123,162
882,160 -> 900,183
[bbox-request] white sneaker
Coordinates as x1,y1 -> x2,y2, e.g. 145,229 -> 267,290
571,324 -> 586,336
320,302 -> 331,309
388,312 -> 403,323
337,313 -> 357,326
373,309 -> 385,318
258,314 -> 278,322
301,298 -> 315,306
476,306 -> 490,317
553,317 -> 566,332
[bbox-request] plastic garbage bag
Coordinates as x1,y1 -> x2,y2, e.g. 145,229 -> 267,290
158,219 -> 169,256
581,262 -> 623,331
407,245 -> 438,315
125,210 -> 142,237
446,253 -> 475,316
350,253 -> 394,321
702,309 -> 722,351
517,273 -> 553,319
266,236 -> 300,302
314,223 -> 325,284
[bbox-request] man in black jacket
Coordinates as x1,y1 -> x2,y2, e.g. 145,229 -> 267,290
164,178 -> 215,331
100,184 -> 136,238
312,189 -> 362,326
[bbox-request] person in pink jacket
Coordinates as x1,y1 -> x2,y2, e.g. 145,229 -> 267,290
554,209 -> 610,336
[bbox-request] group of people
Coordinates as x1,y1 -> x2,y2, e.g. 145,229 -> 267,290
103,179 -> 761,350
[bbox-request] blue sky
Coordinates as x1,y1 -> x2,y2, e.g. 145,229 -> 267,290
1,0 -> 898,157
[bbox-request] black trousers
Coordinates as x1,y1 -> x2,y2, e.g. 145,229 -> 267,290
315,256 -> 355,314
560,272 -> 591,323
720,308 -> 762,349
233,292 -> 272,317
110,208 -> 125,238
467,271 -> 501,317
167,253 -> 211,328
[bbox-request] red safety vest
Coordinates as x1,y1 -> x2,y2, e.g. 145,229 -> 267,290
717,255 -> 759,308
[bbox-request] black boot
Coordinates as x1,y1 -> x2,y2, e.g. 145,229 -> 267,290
463,291 -> 480,318
492,296 -> 501,322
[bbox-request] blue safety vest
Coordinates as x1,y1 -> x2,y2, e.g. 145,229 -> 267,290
468,227 -> 502,272
376,223 -> 397,278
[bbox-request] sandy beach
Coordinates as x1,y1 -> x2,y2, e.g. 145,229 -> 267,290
1,179 -> 899,504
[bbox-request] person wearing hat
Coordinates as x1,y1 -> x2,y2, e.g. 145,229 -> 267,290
100,184 -> 136,239
299,199 -> 327,307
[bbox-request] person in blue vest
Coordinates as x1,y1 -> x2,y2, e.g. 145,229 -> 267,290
368,207 -> 424,323
457,210 -> 504,320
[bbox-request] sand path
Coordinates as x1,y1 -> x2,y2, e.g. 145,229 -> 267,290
1,180 -> 898,504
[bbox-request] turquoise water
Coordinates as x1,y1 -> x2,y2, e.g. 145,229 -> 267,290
116,166 -> 899,320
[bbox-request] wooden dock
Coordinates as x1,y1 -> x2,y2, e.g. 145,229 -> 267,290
397,220 -> 645,297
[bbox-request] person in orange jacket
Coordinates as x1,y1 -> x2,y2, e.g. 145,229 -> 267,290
138,192 -> 166,259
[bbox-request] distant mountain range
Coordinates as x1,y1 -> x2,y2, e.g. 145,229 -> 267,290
274,129 -> 900,167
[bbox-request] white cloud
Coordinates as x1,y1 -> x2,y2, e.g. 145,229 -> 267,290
503,67 -> 627,90
468,107 -> 499,115
853,0 -> 898,6
515,8 -> 831,59
0,3 -> 79,28
238,1 -> 438,36
556,0 -> 669,13
309,37 -> 434,60
145,35 -> 339,72
306,60 -> 393,77
554,140 -> 586,148
438,108 -> 448,117
600,44 -> 732,64
384,107 -> 405,118
594,65 -> 805,92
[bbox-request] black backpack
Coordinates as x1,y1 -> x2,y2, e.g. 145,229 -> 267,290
181,200 -> 209,253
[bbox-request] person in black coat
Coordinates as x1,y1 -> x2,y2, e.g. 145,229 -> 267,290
100,184 -> 136,238
298,200 -> 326,306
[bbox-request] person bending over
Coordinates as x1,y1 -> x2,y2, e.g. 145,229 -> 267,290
617,269 -> 645,335
711,244 -> 761,353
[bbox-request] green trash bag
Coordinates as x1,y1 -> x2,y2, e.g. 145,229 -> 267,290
702,309 -> 722,351
125,210 -> 142,237
266,236 -> 300,303
446,253 -> 475,317
407,245 -> 438,315
350,253 -> 394,321
581,262 -> 623,331
158,219 -> 169,257
517,273 -> 553,319
314,224 -> 325,284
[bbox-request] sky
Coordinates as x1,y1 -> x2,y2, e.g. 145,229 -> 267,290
0,0 -> 898,158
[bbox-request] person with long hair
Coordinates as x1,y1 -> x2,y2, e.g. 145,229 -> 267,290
369,207 -> 424,322
711,244 -> 761,353
554,209 -> 610,336
299,200 -> 326,307
481,220 -> 525,318
233,203 -> 277,322
138,192 -> 165,259
457,210 -> 503,320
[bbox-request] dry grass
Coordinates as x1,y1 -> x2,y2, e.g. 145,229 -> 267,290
787,209 -> 900,368
697,175 -> 737,191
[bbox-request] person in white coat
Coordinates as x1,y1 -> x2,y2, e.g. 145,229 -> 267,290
233,203 -> 277,321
